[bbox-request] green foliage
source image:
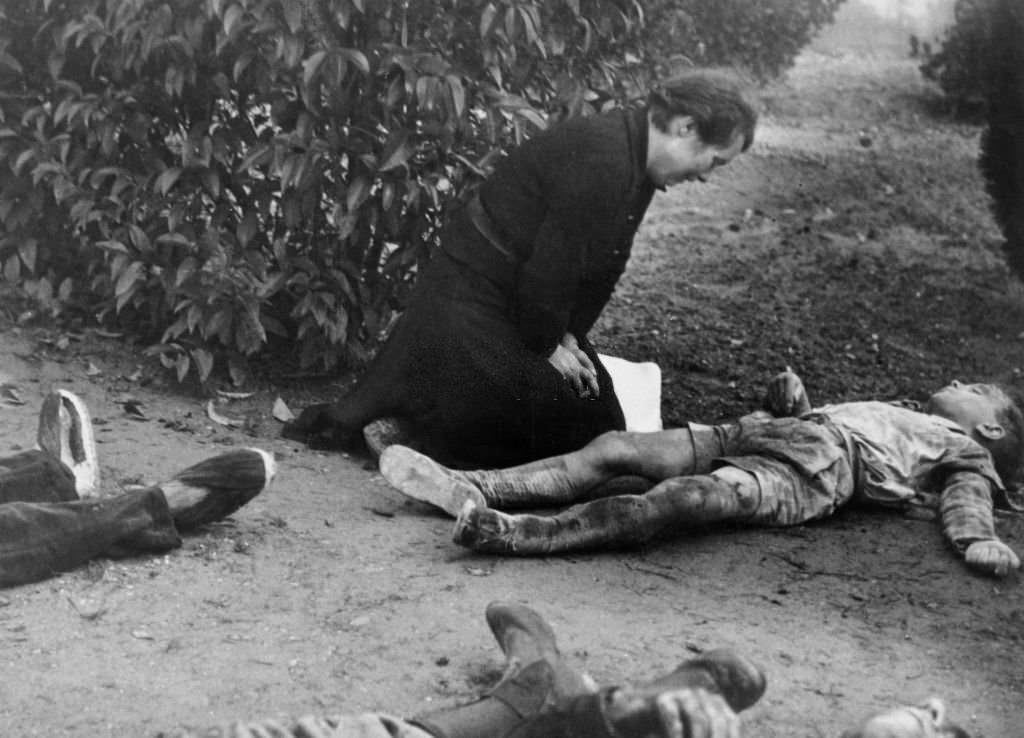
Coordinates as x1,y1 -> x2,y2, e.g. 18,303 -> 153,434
919,0 -> 996,114
641,0 -> 847,82
0,0 -> 843,384
921,0 -> 1024,286
977,0 -> 1024,282
0,0 -> 653,383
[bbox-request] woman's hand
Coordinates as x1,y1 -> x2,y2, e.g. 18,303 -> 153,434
548,333 -> 600,399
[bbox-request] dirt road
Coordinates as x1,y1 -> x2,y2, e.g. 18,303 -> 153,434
1,4 -> 1021,736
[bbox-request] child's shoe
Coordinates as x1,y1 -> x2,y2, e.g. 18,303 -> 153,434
486,601 -> 596,700
380,445 -> 486,517
36,389 -> 99,497
161,448 -> 276,530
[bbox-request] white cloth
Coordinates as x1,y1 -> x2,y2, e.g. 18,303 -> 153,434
598,354 -> 663,432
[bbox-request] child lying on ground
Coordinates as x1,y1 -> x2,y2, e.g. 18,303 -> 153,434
164,601 -> 968,738
381,370 -> 1023,576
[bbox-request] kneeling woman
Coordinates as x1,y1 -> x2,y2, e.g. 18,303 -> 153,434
285,69 -> 757,467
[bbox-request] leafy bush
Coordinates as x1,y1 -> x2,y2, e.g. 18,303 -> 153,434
977,0 -> 1024,280
0,0 -> 653,383
642,0 -> 846,81
0,0 -> 844,384
921,0 -> 1024,282
919,0 -> 996,114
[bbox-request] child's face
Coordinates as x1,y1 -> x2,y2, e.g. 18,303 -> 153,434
925,381 -> 1008,435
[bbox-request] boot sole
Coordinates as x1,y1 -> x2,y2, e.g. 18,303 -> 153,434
36,390 -> 99,497
380,445 -> 483,517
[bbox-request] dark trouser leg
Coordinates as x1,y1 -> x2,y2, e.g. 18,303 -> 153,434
0,450 -> 78,504
454,471 -> 760,555
0,487 -> 181,588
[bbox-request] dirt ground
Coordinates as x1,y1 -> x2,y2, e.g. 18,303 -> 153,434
1,4 -> 1022,737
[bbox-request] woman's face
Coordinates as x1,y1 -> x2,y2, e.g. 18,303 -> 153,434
647,116 -> 745,187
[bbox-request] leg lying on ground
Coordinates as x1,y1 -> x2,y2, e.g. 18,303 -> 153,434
380,427 -> 714,517
515,647 -> 765,738
0,390 -> 277,588
413,601 -> 597,738
0,447 -> 276,588
0,450 -> 78,504
452,468 -> 761,555
160,601 -> 767,738
0,487 -> 181,587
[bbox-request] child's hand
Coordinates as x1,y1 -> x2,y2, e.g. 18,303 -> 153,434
606,686 -> 740,738
764,368 -> 811,417
965,540 -> 1020,576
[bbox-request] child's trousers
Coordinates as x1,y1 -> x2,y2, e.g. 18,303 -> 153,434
0,450 -> 180,588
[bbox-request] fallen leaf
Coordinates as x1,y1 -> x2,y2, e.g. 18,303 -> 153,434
130,629 -> 154,640
0,384 -> 26,405
86,362 -> 102,377
464,566 -> 493,577
206,400 -> 242,427
121,400 -> 147,419
272,397 -> 295,422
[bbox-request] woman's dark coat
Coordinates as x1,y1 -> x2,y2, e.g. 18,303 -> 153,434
301,106 -> 658,467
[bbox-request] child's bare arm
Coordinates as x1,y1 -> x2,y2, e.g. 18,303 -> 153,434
763,368 -> 812,417
940,471 -> 1020,577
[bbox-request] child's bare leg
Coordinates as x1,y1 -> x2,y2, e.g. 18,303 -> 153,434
466,429 -> 703,507
452,467 -> 761,555
381,428 -> 713,516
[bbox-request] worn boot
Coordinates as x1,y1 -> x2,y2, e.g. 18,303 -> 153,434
507,649 -> 766,738
485,601 -> 595,702
380,445 -> 588,517
413,602 -> 594,738
380,445 -> 486,517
